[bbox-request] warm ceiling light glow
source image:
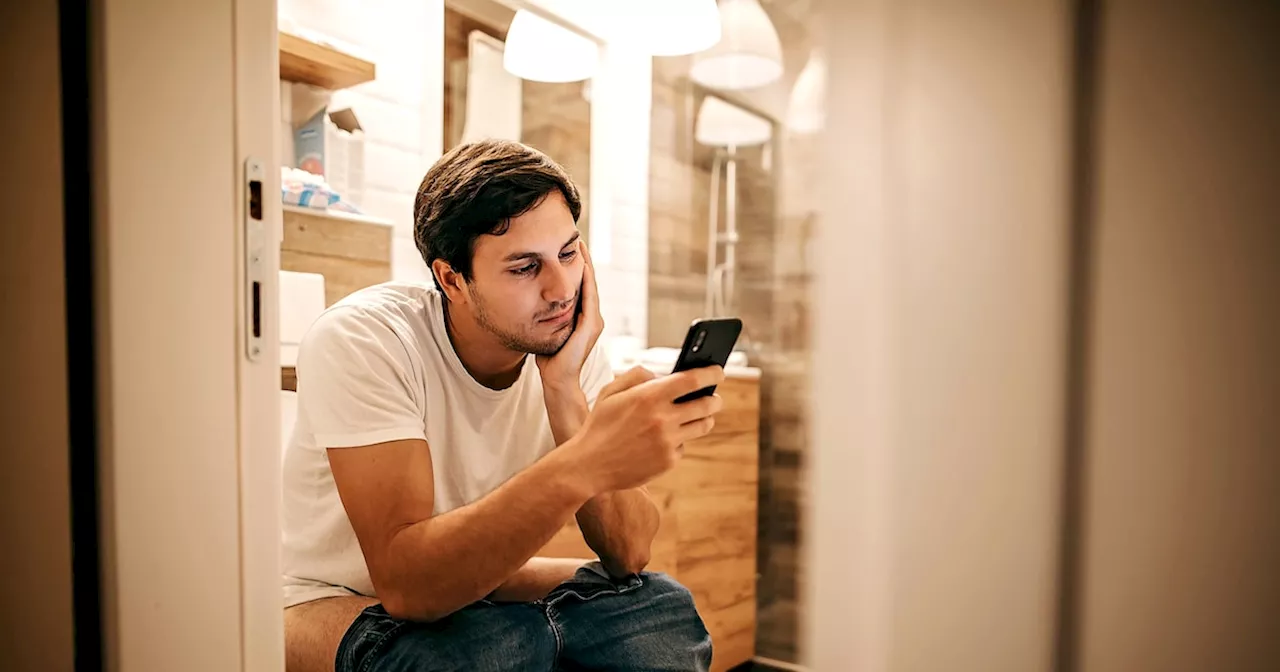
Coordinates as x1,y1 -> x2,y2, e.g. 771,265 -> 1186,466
695,96 -> 773,148
503,9 -> 599,83
605,0 -> 722,56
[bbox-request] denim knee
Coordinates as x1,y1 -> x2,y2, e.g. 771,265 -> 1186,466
554,570 -> 712,670
635,572 -> 709,638
638,572 -> 698,609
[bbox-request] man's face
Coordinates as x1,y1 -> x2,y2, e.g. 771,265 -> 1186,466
463,190 -> 584,356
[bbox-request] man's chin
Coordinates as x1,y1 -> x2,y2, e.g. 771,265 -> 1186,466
527,328 -> 573,357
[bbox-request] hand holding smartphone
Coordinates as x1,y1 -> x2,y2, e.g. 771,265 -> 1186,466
671,318 -> 743,403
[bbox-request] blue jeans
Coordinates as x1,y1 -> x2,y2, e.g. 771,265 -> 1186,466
335,563 -> 713,671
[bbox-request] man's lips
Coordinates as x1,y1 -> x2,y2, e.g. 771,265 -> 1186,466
538,305 -> 574,323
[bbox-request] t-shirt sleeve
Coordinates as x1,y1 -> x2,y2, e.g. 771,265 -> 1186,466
580,340 -> 616,409
296,307 -> 427,449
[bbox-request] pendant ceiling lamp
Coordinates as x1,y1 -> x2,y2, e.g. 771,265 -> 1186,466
503,9 -> 599,83
689,0 -> 783,90
787,50 -> 825,134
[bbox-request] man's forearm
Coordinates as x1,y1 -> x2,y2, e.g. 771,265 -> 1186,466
378,450 -> 592,621
577,488 -> 661,576
543,382 -> 589,445
543,383 -> 661,576
488,557 -> 589,603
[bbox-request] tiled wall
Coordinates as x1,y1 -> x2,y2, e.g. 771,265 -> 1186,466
756,128 -> 818,663
647,58 -> 707,346
282,0 -> 444,284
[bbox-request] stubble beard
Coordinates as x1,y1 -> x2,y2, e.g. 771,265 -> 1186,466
471,290 -> 574,357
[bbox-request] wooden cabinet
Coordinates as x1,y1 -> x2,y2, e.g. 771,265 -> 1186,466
539,373 -> 761,671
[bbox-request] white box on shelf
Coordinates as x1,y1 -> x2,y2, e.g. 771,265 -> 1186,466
292,85 -> 366,210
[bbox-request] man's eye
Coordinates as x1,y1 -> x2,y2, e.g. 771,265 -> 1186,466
559,250 -> 578,262
511,263 -> 537,276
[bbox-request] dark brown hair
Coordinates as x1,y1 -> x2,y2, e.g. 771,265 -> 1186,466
414,139 -> 581,293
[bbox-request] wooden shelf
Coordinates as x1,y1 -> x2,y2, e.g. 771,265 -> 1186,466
282,204 -> 391,229
279,31 -> 375,90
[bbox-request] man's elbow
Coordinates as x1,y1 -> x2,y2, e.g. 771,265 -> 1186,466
378,589 -> 457,623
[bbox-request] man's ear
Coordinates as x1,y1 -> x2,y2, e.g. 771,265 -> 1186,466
431,259 -> 469,304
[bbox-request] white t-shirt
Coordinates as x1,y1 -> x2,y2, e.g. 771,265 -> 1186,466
281,281 -> 614,607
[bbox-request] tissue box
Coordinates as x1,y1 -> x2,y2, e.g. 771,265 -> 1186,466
279,270 -> 327,367
295,106 -> 365,209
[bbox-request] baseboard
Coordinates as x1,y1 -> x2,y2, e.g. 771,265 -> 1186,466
751,656 -> 809,672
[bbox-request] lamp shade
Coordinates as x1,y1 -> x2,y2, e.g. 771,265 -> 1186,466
604,0 -> 722,56
689,0 -> 783,90
787,50 -> 825,134
503,9 -> 599,83
695,96 -> 773,147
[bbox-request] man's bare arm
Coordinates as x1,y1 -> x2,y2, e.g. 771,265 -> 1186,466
329,439 -> 591,622
543,369 -> 668,576
487,557 -> 590,602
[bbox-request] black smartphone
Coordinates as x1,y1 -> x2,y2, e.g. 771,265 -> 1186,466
672,318 -> 743,403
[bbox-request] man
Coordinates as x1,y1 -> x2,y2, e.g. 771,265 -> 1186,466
282,139 -> 725,672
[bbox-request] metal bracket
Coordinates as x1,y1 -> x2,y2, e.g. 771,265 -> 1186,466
243,157 -> 266,361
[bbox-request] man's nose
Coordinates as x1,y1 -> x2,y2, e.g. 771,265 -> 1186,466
542,259 -> 577,304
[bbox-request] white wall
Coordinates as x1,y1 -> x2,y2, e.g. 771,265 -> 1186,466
282,0 -> 445,282
589,47 -> 652,343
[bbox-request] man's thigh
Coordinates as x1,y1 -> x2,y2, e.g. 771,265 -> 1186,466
548,563 -> 713,672
286,595 -> 380,672
336,602 -> 557,672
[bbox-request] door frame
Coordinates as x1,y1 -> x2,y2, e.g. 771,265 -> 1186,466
234,0 -> 286,667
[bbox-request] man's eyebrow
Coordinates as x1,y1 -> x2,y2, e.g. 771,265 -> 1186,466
502,251 -> 539,263
501,232 -> 582,263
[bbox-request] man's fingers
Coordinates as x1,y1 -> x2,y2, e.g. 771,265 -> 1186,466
658,366 -> 726,401
676,416 -> 716,443
578,241 -> 600,319
672,393 -> 723,425
598,365 -> 656,399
